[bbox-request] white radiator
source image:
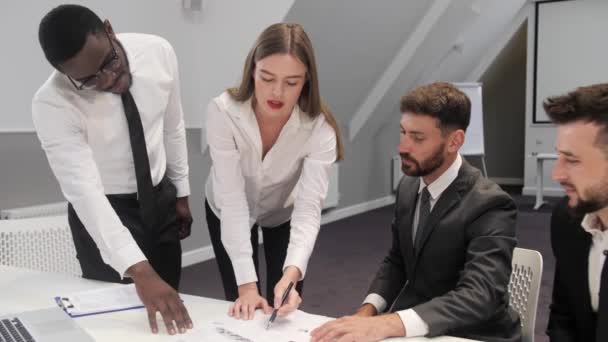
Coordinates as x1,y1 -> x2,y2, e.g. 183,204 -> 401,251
0,202 -> 68,220
0,215 -> 82,276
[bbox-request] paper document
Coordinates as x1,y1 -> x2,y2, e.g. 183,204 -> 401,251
171,310 -> 333,342
55,284 -> 144,317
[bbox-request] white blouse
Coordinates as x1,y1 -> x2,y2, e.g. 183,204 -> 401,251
205,92 -> 337,285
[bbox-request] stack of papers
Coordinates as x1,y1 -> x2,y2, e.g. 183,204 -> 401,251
55,284 -> 144,317
54,285 -> 335,341
171,310 -> 333,342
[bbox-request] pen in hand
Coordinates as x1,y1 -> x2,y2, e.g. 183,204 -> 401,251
266,281 -> 294,330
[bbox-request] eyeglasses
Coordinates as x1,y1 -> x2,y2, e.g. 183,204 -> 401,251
68,31 -> 120,90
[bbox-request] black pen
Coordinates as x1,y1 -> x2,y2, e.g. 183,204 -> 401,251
266,281 -> 294,330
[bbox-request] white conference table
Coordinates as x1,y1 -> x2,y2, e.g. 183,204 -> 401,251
0,266 -> 478,341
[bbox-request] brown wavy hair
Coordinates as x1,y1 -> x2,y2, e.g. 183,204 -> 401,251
544,83 -> 608,151
228,23 -> 344,161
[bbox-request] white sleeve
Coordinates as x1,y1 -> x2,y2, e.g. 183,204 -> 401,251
397,309 -> 430,337
206,101 -> 257,285
362,293 -> 388,313
162,41 -> 190,197
283,119 -> 337,279
32,99 -> 146,277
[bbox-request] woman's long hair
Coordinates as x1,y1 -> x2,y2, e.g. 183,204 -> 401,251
228,23 -> 344,161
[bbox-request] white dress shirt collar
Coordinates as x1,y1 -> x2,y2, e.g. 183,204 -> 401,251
581,213 -> 608,236
418,153 -> 463,201
215,92 -> 306,153
217,92 -> 303,128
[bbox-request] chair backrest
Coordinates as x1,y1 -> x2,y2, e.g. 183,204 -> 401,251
508,247 -> 543,342
0,215 -> 81,277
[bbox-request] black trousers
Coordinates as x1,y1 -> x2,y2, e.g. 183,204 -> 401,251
205,200 -> 304,305
68,176 -> 182,290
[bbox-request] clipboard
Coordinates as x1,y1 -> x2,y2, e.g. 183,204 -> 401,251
54,284 -> 145,318
54,296 -> 144,318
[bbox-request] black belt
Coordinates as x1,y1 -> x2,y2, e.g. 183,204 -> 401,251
106,175 -> 170,200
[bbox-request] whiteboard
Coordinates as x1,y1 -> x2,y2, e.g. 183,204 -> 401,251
534,0 -> 608,123
452,82 -> 484,156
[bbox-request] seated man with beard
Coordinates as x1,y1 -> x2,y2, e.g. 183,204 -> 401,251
546,83 -> 608,342
311,82 -> 521,342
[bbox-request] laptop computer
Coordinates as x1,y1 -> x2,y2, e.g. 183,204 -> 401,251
0,307 -> 94,342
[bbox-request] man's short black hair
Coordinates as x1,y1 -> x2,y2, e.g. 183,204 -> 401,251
38,4 -> 105,69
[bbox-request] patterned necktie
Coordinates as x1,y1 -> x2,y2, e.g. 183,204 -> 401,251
121,90 -> 156,226
414,187 -> 431,251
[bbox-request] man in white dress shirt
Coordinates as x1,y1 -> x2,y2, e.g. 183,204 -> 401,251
546,83 -> 608,342
33,4 -> 192,335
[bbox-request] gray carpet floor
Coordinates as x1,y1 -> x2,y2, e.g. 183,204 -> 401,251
180,193 -> 559,342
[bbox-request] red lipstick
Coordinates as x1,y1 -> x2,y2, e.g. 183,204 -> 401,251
267,100 -> 284,110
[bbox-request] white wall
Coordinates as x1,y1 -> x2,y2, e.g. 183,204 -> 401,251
286,0 -> 432,128
533,0 -> 608,124
284,0 -> 433,206
0,0 -> 293,132
195,0 -> 295,130
522,0 -> 608,197
523,1 -> 559,196
480,22 -> 527,182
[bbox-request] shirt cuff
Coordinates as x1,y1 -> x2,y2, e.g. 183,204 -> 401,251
283,247 -> 310,280
112,242 -> 148,279
397,309 -> 429,338
362,293 -> 387,313
231,258 -> 259,286
171,177 -> 190,198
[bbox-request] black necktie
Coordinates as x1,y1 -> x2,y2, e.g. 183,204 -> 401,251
121,90 -> 156,226
414,187 -> 431,251
596,253 -> 608,341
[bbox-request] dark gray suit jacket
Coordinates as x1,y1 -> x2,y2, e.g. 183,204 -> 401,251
368,160 -> 521,341
547,197 -> 606,342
